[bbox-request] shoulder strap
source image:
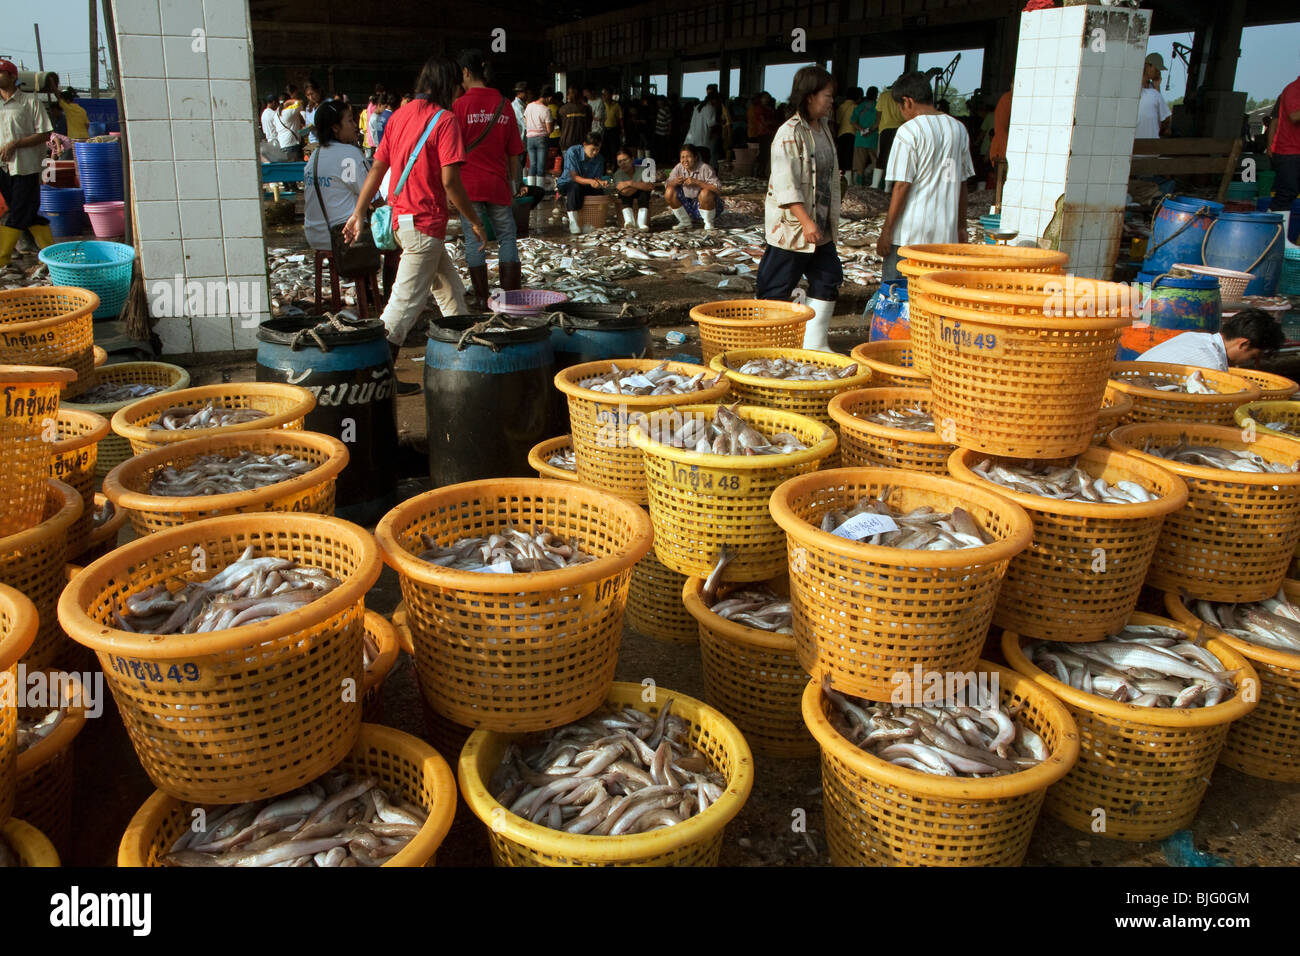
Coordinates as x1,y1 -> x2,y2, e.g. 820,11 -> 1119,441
466,96 -> 506,153
393,108 -> 444,199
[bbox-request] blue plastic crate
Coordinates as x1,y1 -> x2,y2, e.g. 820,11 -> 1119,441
261,161 -> 307,184
1282,245 -> 1300,297
37,241 -> 134,319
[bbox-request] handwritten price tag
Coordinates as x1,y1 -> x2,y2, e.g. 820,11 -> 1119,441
830,512 -> 899,540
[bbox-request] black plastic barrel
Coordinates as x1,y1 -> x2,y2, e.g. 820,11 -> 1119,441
547,303 -> 651,434
424,315 -> 556,487
255,316 -> 397,525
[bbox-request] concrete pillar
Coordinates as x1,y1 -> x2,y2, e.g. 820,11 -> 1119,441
668,59 -> 682,98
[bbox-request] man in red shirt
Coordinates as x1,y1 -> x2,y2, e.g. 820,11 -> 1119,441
453,49 -> 526,305
1270,73 -> 1300,215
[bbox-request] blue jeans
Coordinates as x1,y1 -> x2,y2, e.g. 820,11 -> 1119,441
459,201 -> 518,267
526,137 -> 548,178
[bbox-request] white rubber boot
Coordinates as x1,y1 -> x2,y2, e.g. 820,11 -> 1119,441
671,206 -> 693,231
621,206 -> 636,228
636,207 -> 650,231
871,168 -> 884,190
701,206 -> 717,231
803,297 -> 835,351
567,210 -> 581,235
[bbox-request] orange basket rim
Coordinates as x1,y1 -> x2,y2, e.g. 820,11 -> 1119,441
86,492 -> 126,546
1230,367 -> 1298,389
60,362 -> 191,412
93,345 -> 107,368
58,512 -> 382,658
1101,386 -> 1134,415
800,664 -> 1080,798
1,818 -> 59,867
708,348 -> 874,391
391,601 -> 414,655
628,403 -> 837,470
914,290 -> 1134,330
770,466 -> 1033,568
1107,423 -> 1300,484
102,428 -> 349,514
689,299 -> 814,328
51,408 -> 110,454
1234,400 -> 1300,440
1109,362 -> 1259,403
0,364 -> 78,386
0,582 -> 38,672
898,245 -> 1070,270
373,478 -> 654,593
681,575 -> 794,651
827,387 -> 945,443
848,340 -> 926,376
947,446 -> 1189,519
1002,614 -> 1258,727
1163,588 -> 1300,671
554,358 -> 729,405
526,435 -> 579,482
111,382 -> 317,444
15,671 -> 88,775
117,723 -> 458,867
0,285 -> 99,330
0,479 -> 82,554
361,609 -> 400,697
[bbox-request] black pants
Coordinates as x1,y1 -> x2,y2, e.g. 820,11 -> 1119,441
616,191 -> 650,209
837,133 -> 855,174
749,137 -> 771,178
878,128 -> 897,177
561,181 -> 603,211
602,129 -> 620,168
1271,153 -> 1300,213
0,171 -> 46,230
756,241 -> 844,301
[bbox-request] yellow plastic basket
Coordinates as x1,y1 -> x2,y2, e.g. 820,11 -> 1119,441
0,583 -> 38,824
391,602 -> 475,763
59,513 -> 381,804
458,682 -> 754,866
803,664 -> 1079,866
0,818 -> 59,866
103,428 -> 348,535
117,723 -> 458,866
77,492 -> 125,564
770,467 -> 1033,701
1235,400 -> 1300,442
690,299 -> 813,365
0,365 -> 77,538
1093,386 -> 1133,446
828,386 -> 955,474
361,609 -> 400,725
948,446 -> 1188,641
626,542 -> 697,645
683,576 -> 815,757
629,404 -> 837,581
112,382 -> 315,456
374,479 -> 653,733
1109,362 -> 1259,426
849,340 -> 928,386
15,672 -> 86,855
61,362 -> 191,479
527,435 -> 578,481
1108,423 -> 1300,603
1165,586 -> 1300,782
1003,618 -> 1257,841
48,408 -> 108,561
1231,368 -> 1298,401
555,359 -> 729,505
0,287 -> 97,398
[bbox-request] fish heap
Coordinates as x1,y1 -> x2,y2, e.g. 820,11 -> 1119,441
149,402 -> 270,430
1141,440 -> 1297,473
267,248 -> 359,313
578,361 -> 725,396
1027,625 -> 1235,707
823,680 -> 1047,777
113,547 -> 340,634
709,586 -> 793,633
418,526 -> 596,573
162,772 -> 428,867
546,446 -> 576,472
819,494 -> 993,550
147,451 -> 316,497
76,381 -> 164,404
1190,590 -> 1300,654
488,700 -> 727,835
863,404 -> 935,431
971,458 -> 1158,503
728,357 -> 860,381
1117,369 -> 1220,394
651,403 -> 808,455
16,708 -> 64,752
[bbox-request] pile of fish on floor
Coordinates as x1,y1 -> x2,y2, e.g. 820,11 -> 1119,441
418,527 -> 596,573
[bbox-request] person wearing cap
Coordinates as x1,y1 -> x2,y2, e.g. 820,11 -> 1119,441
0,59 -> 55,272
1137,53 -> 1172,140
512,82 -> 529,141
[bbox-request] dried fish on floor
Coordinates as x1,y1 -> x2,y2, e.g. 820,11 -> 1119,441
1191,590 -> 1300,654
1141,440 -> 1296,474
650,403 -> 808,456
728,357 -> 859,381
863,404 -> 935,431
16,708 -> 64,752
579,361 -> 724,396
709,585 -> 792,633
819,494 -> 993,549
149,402 -> 270,430
418,526 -> 596,573
76,381 -> 164,404
147,451 -> 315,497
972,458 -> 1157,503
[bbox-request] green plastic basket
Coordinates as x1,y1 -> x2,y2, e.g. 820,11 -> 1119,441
37,241 -> 134,319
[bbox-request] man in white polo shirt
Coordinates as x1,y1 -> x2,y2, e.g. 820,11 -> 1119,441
1138,310 -> 1284,370
876,71 -> 974,281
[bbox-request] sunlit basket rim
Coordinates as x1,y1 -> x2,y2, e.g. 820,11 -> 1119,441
1107,423 -> 1300,486
0,286 -> 99,332
0,479 -> 82,558
1163,589 -> 1300,672
0,583 -> 38,672
554,358 -> 728,406
51,409 -> 110,456
827,387 -> 943,443
1108,362 -> 1257,404
1234,400 -> 1300,440
914,270 -> 1135,327
527,435 -> 579,482
1229,369 -> 1298,399
709,348 -> 873,392
110,382 -> 317,446
897,245 -> 1069,271
689,299 -> 814,328
15,672 -> 87,775
681,576 -> 792,651
361,609 -> 400,698
628,403 -> 836,471
0,364 -> 78,386
1,818 -> 59,866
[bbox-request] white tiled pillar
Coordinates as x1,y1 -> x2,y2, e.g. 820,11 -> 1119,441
112,0 -> 270,355
1001,4 -> 1151,278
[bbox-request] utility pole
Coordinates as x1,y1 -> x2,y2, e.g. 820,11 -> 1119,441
89,0 -> 99,96
34,23 -> 44,70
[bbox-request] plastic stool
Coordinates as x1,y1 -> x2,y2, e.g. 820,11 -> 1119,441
314,249 -> 381,318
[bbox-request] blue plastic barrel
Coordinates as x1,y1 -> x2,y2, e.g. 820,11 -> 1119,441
1291,199 -> 1300,244
38,185 -> 86,238
1135,271 -> 1220,332
1141,195 -> 1222,275
1202,211 -> 1286,297
868,279 -> 911,342
87,122 -> 107,137
548,303 -> 650,370
978,213 -> 1000,245
73,140 -> 124,202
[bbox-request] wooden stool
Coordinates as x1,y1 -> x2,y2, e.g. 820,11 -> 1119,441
314,249 -> 382,318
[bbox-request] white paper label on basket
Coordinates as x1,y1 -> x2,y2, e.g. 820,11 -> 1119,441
621,374 -> 656,389
560,257 -> 574,269
483,560 -> 515,574
830,513 -> 898,540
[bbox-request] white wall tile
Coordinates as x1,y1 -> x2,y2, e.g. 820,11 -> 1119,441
114,0 -> 161,35
122,78 -> 169,121
224,237 -> 265,275
117,35 -> 165,79
209,79 -> 252,121
162,35 -> 208,79
140,238 -> 183,278
172,121 -> 216,160
132,160 -> 178,200
154,315 -> 194,355
1108,155 -> 1131,185
1035,41 -> 1056,69
1085,182 -> 1110,206
136,200 -> 180,239
1088,154 -> 1111,184
225,275 -> 271,319
192,315 -> 235,352
1013,71 -> 1033,100
175,160 -> 220,199
1065,178 -> 1088,205
182,237 -> 225,274
205,38 -> 250,77
1021,11 -> 1041,41
125,120 -> 173,161
1055,36 -> 1080,71
1078,65 -> 1103,98
179,200 -> 223,239
1007,123 -> 1029,156
216,160 -> 257,198
1115,95 -> 1139,129
1073,97 -> 1098,128
1107,182 -> 1128,207
159,0 -> 205,36
233,316 -> 267,350
214,121 -> 257,160
1056,68 -> 1079,101
1047,124 -> 1072,158
168,79 -> 212,120
220,199 -> 263,237
1024,150 -> 1047,183
203,0 -> 249,38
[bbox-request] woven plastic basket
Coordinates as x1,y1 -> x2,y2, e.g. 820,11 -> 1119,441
630,404 -> 837,581
117,723 -> 458,867
848,340 -> 928,386
1234,400 -> 1300,443
1,480 -> 81,672
1173,262 -> 1252,301
103,429 -> 348,535
1109,423 -> 1300,602
0,818 -> 59,866
575,194 -> 612,230
0,583 -> 38,824
1003,619 -> 1255,841
374,479 -> 653,733
555,359 -> 729,504
0,288 -> 97,397
458,682 -> 753,866
802,664 -> 1079,866
48,408 -> 108,560
1092,386 -> 1134,446
1231,369 -> 1299,402
949,447 -> 1188,641
527,435 -> 578,481
689,299 -> 813,365
92,345 -> 106,368
626,518 -> 697,644
112,382 -> 315,456
15,672 -> 86,855
683,576 -> 814,757
1108,362 -> 1259,426
361,609 -> 400,725
61,362 -> 191,479
37,240 -> 134,318
918,271 -> 1134,457
828,386 -> 955,473
391,602 -> 475,762
59,513 -> 381,804
77,492 -> 124,564
487,289 -> 570,316
0,365 -> 77,537
1165,587 -> 1300,782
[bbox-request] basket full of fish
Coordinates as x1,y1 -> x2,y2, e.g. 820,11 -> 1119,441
1166,584 -> 1300,782
48,409 -> 109,561
689,299 -> 813,365
528,435 -> 578,481
801,665 -> 1079,866
849,340 -> 928,387
708,348 -> 872,429
949,447 -> 1188,641
390,603 -> 476,763
555,359 -> 730,505
61,361 -> 192,479
1229,369 -> 1298,402
626,542 -> 696,646
1108,362 -> 1259,426
118,723 -> 458,867
629,403 -> 837,581
916,271 -> 1134,458
0,365 -> 76,539
0,287 -> 98,398
58,513 -> 381,804
457,682 -> 754,866
2,481 -> 81,672
1003,615 -> 1257,841
112,382 -> 316,456
828,387 -> 956,474
15,673 -> 87,854
102,429 -> 349,535
1092,386 -> 1134,447
682,576 -> 815,758
1108,423 -> 1300,603
0,583 -> 38,823
1234,400 -> 1300,444
374,479 -> 653,733
770,468 -> 1033,701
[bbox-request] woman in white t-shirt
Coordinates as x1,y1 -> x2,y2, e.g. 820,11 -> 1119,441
304,100 -> 372,251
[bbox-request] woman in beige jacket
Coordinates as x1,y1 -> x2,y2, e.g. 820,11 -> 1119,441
756,66 -> 843,352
